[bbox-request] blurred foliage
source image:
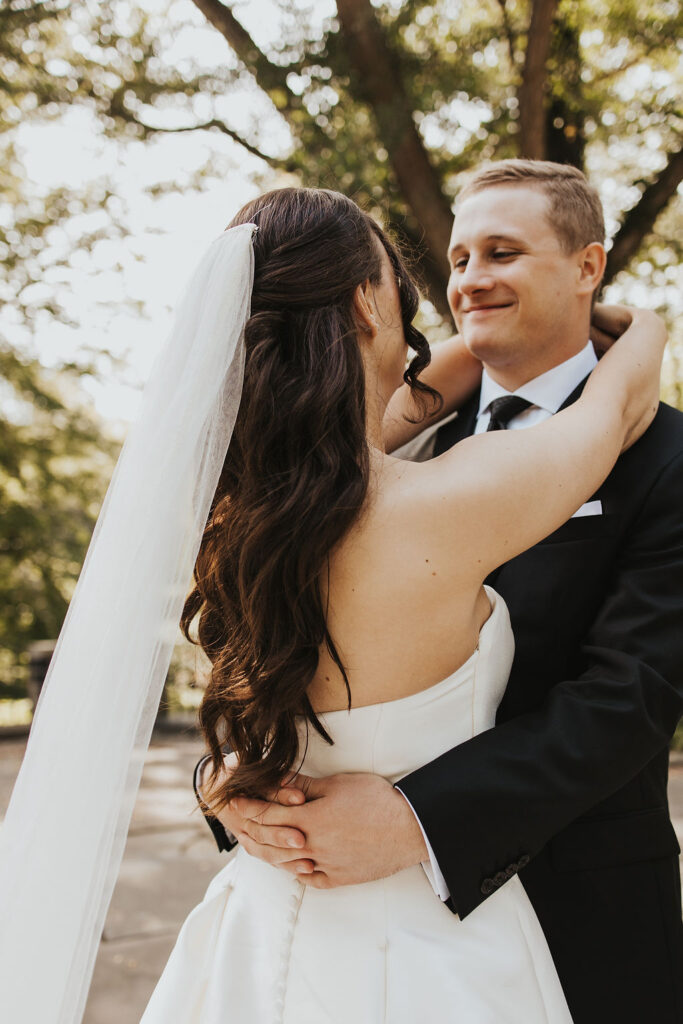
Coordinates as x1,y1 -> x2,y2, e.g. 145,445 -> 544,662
160,640 -> 211,717
3,0 -> 681,308
0,0 -> 681,696
0,346 -> 117,691
0,0 -> 124,690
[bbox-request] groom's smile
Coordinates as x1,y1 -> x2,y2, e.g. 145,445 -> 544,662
463,302 -> 514,315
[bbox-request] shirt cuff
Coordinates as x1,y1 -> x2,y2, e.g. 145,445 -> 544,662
395,785 -> 451,902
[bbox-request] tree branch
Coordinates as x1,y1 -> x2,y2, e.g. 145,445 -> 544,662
134,117 -> 296,169
335,0 -> 453,297
605,143 -> 683,283
589,53 -> 647,85
518,0 -> 559,159
191,0 -> 296,107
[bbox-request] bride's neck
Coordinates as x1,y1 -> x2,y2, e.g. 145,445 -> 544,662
363,366 -> 389,454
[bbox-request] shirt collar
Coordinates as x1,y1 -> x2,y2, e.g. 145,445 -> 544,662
478,341 -> 598,419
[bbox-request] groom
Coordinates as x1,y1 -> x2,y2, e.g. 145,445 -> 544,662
194,160 -> 683,1021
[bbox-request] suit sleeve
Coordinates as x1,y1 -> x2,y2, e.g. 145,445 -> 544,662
399,449 -> 683,919
194,754 -> 237,854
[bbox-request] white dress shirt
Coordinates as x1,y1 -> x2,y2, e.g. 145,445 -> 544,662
475,341 -> 597,433
397,340 -> 598,902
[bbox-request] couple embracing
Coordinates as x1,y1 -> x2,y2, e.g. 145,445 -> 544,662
2,159 -> 680,1024
142,160 -> 683,1022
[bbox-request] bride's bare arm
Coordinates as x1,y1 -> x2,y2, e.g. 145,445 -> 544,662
425,307 -> 666,579
383,334 -> 482,452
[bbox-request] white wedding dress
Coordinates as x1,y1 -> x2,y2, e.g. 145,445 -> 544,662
140,588 -> 572,1023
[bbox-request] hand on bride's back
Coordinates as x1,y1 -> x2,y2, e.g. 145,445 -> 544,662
201,757 -> 428,885
229,772 -> 429,887
200,754 -> 315,874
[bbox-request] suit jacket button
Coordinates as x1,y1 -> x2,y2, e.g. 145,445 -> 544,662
518,854 -> 530,869
493,871 -> 507,887
480,878 -> 495,895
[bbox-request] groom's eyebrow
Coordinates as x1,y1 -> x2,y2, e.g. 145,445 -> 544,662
448,233 -> 526,260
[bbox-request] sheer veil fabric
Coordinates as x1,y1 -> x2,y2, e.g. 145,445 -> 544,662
0,223 -> 256,1024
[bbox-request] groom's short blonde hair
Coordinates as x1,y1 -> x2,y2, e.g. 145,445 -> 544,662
457,159 -> 605,254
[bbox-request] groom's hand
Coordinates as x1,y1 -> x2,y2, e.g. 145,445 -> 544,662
231,772 -> 429,888
199,755 -> 315,873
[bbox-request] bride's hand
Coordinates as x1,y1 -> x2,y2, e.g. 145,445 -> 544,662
584,303 -> 666,451
383,333 -> 482,452
590,303 -> 635,355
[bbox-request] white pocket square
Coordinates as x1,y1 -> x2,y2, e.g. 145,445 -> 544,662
571,499 -> 603,518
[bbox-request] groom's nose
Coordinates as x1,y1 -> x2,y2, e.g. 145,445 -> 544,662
458,256 -> 496,297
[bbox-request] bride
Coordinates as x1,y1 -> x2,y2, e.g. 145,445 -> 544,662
0,185 -> 664,1024
139,187 -> 663,1023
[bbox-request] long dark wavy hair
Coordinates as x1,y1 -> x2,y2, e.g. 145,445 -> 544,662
181,187 -> 441,807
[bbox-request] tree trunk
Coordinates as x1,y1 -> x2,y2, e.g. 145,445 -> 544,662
518,0 -> 559,159
191,0 -> 310,115
544,19 -> 585,169
336,0 -> 453,310
605,145 -> 683,284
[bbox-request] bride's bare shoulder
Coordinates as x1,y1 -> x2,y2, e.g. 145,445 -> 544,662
369,445 -> 482,551
382,435 -> 488,507
375,438 -> 509,567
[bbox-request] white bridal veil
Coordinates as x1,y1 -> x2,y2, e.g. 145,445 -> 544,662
0,223 -> 256,1024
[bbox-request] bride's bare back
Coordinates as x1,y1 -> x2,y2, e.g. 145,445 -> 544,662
310,453 -> 492,712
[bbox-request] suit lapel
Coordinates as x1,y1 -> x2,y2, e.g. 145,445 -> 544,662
433,389 -> 480,455
557,375 -> 588,412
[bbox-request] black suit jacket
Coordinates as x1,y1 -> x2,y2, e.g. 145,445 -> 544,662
398,388 -> 683,1023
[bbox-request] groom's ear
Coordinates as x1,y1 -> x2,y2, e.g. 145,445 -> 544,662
576,242 -> 606,296
352,279 -> 379,339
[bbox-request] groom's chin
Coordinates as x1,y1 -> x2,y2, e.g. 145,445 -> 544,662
462,333 -> 515,366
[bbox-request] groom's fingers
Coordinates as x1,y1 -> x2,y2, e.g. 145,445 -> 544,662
270,785 -> 306,806
230,797 -> 308,850
236,832 -> 312,868
299,869 -> 332,889
280,858 -> 316,876
241,817 -> 307,851
232,796 -> 289,822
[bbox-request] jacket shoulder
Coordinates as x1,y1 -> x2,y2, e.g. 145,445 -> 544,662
631,401 -> 683,466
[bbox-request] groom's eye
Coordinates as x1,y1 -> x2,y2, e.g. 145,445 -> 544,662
492,249 -> 517,260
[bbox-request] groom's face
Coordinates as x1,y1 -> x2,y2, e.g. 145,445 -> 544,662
446,184 -> 587,385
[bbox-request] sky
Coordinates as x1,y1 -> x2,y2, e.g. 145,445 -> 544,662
13,113 -> 267,428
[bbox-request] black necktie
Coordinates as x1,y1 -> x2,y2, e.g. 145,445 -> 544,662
486,395 -> 533,431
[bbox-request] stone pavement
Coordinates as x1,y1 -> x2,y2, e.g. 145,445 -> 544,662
1,734 -> 683,1024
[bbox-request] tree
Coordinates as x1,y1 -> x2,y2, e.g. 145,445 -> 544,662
0,348 -> 117,689
1,0 -> 681,687
0,0 -> 123,691
103,0 -> 682,315
4,0 -> 681,313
